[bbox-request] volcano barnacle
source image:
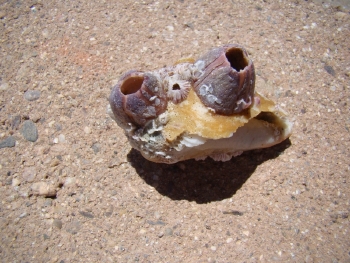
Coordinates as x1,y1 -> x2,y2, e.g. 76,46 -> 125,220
108,44 -> 293,164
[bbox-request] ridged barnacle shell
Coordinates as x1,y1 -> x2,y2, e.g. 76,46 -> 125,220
193,44 -> 255,115
108,44 -> 293,164
109,70 -> 168,129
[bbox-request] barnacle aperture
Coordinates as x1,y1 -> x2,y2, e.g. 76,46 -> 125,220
108,44 -> 293,164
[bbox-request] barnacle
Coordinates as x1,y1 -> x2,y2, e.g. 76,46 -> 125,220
108,44 -> 293,164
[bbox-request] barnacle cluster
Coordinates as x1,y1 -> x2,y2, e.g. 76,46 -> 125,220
108,44 -> 293,164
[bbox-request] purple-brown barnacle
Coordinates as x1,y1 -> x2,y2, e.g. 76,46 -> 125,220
109,70 -> 167,128
193,44 -> 255,115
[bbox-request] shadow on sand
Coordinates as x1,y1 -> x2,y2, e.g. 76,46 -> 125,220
127,139 -> 291,204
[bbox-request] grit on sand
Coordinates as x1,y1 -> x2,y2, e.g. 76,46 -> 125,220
0,0 -> 349,262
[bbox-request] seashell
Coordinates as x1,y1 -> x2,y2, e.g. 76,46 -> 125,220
108,44 -> 293,164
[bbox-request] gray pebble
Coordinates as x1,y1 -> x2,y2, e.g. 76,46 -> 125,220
79,211 -> 94,218
66,220 -> 81,234
22,167 -> 36,182
53,219 -> 63,229
11,115 -> 21,130
0,136 -> 16,148
91,143 -> 101,154
164,228 -> 173,236
324,65 -> 335,76
24,90 -> 41,101
21,120 -> 38,142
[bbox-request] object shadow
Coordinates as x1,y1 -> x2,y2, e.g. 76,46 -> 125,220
127,139 -> 291,204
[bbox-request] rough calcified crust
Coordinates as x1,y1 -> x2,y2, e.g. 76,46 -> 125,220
108,44 -> 292,164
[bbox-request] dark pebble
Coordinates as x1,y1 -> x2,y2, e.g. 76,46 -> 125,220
21,120 -> 38,142
79,211 -> 94,218
24,90 -> 41,101
0,136 -> 16,148
324,65 -> 335,76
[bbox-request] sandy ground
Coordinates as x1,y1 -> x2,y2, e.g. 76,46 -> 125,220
0,0 -> 349,262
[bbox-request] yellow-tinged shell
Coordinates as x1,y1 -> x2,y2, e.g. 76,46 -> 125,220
163,89 -> 264,141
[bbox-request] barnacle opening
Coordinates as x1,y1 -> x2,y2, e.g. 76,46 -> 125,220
225,47 -> 249,72
120,76 -> 144,95
172,83 -> 181,90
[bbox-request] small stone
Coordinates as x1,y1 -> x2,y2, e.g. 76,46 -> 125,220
11,115 -> 21,130
0,136 -> 16,148
324,65 -> 335,76
24,90 -> 41,101
84,126 -> 91,134
243,230 -> 250,236
66,220 -> 81,234
58,134 -> 66,143
31,182 -> 57,197
164,228 -> 173,236
226,237 -> 233,243
53,219 -> 63,229
12,178 -> 21,187
50,158 -> 60,167
210,246 -> 217,251
335,12 -> 346,21
22,167 -> 36,182
21,120 -> 38,142
64,177 -> 76,187
79,211 -> 94,218
19,212 -> 27,218
158,232 -> 164,238
0,82 -> 8,91
43,198 -> 52,207
91,143 -> 101,153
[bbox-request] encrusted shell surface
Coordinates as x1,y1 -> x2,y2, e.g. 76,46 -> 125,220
108,44 -> 293,164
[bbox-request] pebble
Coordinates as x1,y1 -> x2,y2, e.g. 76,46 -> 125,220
19,212 -> 28,218
31,182 -> 57,197
66,220 -> 81,235
11,115 -> 21,130
91,143 -> 101,153
53,219 -> 63,229
79,211 -> 94,219
12,178 -> 21,187
24,90 -> 41,101
335,12 -> 347,21
164,228 -> 173,236
64,177 -> 76,187
324,65 -> 335,76
0,136 -> 16,148
226,238 -> 233,243
21,120 -> 38,142
210,246 -> 217,251
0,82 -> 8,91
22,167 -> 36,182
84,126 -> 91,134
